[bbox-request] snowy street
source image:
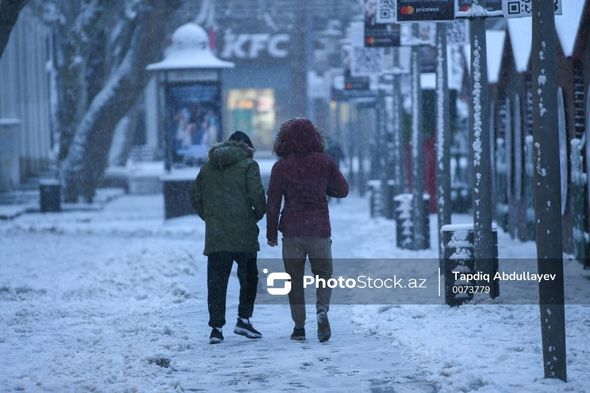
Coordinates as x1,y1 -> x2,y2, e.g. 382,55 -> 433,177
1,194 -> 589,392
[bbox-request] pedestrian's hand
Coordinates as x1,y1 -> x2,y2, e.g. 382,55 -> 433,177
267,239 -> 278,247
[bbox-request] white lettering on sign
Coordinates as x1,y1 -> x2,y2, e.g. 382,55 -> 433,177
221,30 -> 291,59
268,35 -> 290,58
503,0 -> 562,18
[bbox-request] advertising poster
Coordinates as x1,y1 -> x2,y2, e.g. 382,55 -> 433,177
343,45 -> 371,90
364,0 -> 401,47
166,82 -> 221,165
458,0 -> 502,12
396,0 -> 456,22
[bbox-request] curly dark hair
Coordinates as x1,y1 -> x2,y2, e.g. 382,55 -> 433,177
273,118 -> 325,158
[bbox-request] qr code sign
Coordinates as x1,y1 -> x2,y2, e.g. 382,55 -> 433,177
506,1 -> 523,15
504,0 -> 562,18
351,47 -> 383,77
376,0 -> 396,23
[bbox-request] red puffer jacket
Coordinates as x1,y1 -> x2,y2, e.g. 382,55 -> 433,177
266,152 -> 349,242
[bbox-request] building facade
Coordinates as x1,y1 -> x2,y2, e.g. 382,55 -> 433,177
0,9 -> 53,191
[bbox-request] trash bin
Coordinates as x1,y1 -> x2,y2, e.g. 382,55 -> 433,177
39,179 -> 61,213
162,178 -> 194,219
441,223 -> 499,306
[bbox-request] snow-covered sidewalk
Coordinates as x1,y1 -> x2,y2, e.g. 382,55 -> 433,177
0,193 -> 588,392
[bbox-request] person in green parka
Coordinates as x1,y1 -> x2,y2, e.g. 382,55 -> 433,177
191,131 -> 266,344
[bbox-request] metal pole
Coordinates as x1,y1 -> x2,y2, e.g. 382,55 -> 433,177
162,72 -> 172,173
392,50 -> 403,198
357,102 -> 367,197
436,23 -> 452,260
531,0 -> 567,381
469,16 -> 494,272
411,44 -> 426,249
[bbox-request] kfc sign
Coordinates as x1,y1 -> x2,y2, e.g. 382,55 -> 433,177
220,29 -> 291,61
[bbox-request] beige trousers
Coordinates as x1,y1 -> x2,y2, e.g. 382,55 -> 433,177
282,237 -> 333,328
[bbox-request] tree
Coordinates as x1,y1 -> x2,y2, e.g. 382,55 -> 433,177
0,0 -> 30,56
34,0 -> 198,202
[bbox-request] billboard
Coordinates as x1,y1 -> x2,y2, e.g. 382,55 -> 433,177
457,0 -> 502,12
166,83 -> 221,165
364,0 -> 401,47
343,45 -> 371,90
396,0 -> 456,22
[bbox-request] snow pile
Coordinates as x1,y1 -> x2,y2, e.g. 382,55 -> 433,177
1,194 -> 589,392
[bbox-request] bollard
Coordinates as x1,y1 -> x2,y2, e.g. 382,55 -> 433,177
39,179 -> 61,213
441,223 -> 499,306
393,193 -> 430,250
383,180 -> 395,219
394,194 -> 414,249
367,179 -> 382,218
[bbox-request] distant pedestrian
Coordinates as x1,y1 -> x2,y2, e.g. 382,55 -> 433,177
325,138 -> 346,204
326,137 -> 345,170
191,131 -> 266,344
266,119 -> 349,342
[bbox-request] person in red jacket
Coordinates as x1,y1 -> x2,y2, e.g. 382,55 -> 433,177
266,118 -> 349,342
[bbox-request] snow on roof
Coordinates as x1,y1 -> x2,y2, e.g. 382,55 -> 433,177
147,23 -> 234,71
486,30 -> 505,84
441,222 -> 498,232
461,30 -> 506,82
507,18 -> 532,73
555,0 -> 586,57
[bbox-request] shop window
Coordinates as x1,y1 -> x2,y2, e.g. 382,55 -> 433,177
227,89 -> 276,149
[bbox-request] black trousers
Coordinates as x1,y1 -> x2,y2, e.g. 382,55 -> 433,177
207,252 -> 258,328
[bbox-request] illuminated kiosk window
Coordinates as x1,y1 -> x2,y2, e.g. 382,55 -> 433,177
227,89 -> 276,149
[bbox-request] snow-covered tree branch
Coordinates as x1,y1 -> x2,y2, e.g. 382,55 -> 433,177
59,0 -> 192,202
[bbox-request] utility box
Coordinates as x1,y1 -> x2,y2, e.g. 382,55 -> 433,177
161,170 -> 196,219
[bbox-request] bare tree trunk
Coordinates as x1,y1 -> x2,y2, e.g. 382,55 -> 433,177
0,0 -> 30,56
113,101 -> 143,166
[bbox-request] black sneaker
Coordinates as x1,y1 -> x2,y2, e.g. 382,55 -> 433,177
209,328 -> 224,344
290,327 -> 306,341
317,311 -> 331,342
234,318 -> 262,339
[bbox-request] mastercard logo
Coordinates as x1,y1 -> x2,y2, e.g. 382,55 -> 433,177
400,5 -> 415,15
